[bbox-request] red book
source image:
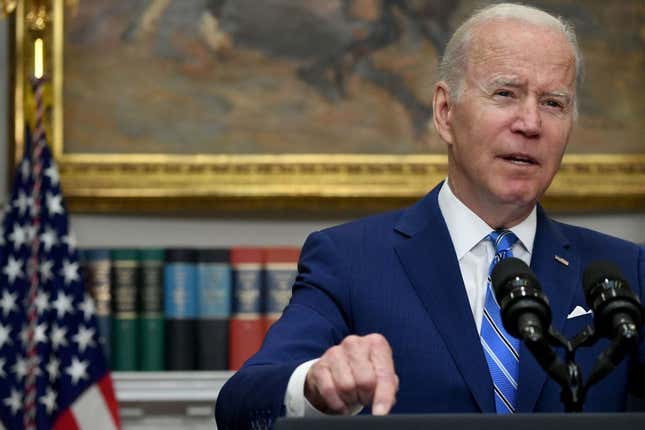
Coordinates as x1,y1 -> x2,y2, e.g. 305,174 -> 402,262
264,247 -> 300,333
228,247 -> 264,370
228,318 -> 266,371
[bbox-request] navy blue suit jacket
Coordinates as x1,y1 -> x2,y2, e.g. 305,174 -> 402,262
215,184 -> 645,429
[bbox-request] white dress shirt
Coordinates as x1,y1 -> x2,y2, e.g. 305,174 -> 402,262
284,181 -> 537,416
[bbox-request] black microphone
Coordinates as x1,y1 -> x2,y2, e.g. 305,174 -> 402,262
491,257 -> 552,341
581,261 -> 644,390
582,261 -> 643,340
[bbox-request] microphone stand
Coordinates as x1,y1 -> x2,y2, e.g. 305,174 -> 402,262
518,317 -> 640,412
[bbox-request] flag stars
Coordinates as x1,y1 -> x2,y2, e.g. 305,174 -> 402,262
40,228 -> 58,252
40,259 -> 54,282
79,295 -> 96,320
13,191 -> 32,216
2,123 -> 118,423
8,223 -> 27,249
0,290 -> 18,317
52,292 -> 73,318
34,290 -> 50,314
35,322 -> 48,344
40,386 -> 57,414
4,388 -> 22,414
0,323 -> 11,349
62,233 -> 77,251
73,325 -> 96,353
65,357 -> 89,385
46,192 -> 64,216
21,324 -> 48,347
46,356 -> 60,382
50,324 -> 68,350
61,259 -> 80,286
45,165 -> 60,186
3,256 -> 24,284
12,355 -> 27,381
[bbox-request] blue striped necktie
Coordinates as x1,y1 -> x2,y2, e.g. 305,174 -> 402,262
481,230 -> 520,414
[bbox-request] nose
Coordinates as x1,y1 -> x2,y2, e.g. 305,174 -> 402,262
511,99 -> 541,138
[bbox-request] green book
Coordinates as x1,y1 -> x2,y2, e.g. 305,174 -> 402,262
139,249 -> 165,371
111,249 -> 140,371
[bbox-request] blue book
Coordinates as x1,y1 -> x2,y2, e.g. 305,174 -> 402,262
196,248 -> 231,370
164,248 -> 198,370
264,247 -> 300,325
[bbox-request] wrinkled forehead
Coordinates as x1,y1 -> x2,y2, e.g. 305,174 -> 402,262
466,19 -> 577,87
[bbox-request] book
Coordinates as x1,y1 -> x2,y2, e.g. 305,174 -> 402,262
164,248 -> 198,370
111,248 -> 140,371
196,248 -> 231,370
80,248 -> 113,367
229,247 -> 265,370
139,248 -> 165,371
264,247 -> 300,332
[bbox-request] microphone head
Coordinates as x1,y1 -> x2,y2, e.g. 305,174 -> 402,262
490,257 -> 551,339
491,257 -> 540,302
582,260 -> 643,338
582,260 -> 626,297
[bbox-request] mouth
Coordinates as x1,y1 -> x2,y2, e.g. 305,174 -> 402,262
499,153 -> 539,166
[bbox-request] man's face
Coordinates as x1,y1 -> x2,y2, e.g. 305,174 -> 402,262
443,20 -> 576,219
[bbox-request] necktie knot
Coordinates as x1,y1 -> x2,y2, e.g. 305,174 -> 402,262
488,230 -> 518,256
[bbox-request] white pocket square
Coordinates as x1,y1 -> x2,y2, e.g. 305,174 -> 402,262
566,305 -> 593,319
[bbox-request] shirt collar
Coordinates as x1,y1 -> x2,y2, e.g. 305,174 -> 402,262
437,180 -> 536,260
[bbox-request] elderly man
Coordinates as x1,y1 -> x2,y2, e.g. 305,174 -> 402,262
215,3 -> 644,428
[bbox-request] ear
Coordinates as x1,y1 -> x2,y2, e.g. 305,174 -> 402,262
433,82 -> 455,144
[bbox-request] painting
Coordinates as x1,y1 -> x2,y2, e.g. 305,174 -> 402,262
10,0 -> 645,213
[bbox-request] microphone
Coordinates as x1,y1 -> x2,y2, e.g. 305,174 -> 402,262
582,261 -> 644,390
491,257 -> 552,341
582,261 -> 643,340
491,258 -> 571,388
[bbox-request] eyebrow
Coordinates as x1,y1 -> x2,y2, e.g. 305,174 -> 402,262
543,91 -> 571,99
489,77 -> 523,88
488,78 -> 572,103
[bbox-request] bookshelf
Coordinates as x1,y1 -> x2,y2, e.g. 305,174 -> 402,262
114,371 -> 234,402
113,371 -> 234,429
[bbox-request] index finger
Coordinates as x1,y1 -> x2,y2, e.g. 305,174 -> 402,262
367,335 -> 398,415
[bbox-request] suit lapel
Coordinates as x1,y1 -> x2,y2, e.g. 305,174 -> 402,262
393,186 -> 495,412
517,206 -> 579,412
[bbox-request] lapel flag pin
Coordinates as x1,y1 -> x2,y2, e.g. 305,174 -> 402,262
555,255 -> 570,266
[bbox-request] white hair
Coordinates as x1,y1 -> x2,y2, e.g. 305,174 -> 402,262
439,2 -> 583,112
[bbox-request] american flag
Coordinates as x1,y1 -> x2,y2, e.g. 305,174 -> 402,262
0,88 -> 120,428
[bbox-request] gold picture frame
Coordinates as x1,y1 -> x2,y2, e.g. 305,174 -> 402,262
10,0 -> 645,214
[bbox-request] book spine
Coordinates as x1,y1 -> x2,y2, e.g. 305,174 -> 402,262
80,248 -> 113,367
264,247 -> 300,332
111,248 -> 140,371
196,248 -> 231,370
139,249 -> 165,371
229,247 -> 265,370
164,249 -> 198,370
